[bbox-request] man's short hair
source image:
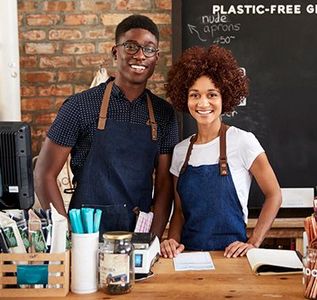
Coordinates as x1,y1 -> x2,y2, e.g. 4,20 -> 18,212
115,14 -> 159,43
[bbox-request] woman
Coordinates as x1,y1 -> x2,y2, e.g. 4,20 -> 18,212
161,45 -> 282,258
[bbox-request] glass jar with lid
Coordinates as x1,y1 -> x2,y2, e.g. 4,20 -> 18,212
98,231 -> 134,294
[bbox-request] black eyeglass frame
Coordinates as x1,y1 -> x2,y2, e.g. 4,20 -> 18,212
115,41 -> 159,58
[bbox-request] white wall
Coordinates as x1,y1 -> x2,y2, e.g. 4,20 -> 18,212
0,0 -> 21,121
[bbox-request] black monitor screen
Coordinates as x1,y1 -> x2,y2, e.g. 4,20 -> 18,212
0,121 -> 34,209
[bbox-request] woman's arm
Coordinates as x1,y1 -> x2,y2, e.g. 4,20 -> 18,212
224,152 -> 282,257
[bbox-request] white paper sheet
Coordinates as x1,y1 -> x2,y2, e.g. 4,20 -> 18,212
173,252 -> 215,271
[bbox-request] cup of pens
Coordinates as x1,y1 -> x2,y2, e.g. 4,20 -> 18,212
303,248 -> 317,299
69,208 -> 102,294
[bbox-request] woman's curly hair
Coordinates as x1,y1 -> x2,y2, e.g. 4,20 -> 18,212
166,45 -> 249,114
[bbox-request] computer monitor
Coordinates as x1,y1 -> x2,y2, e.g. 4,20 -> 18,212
0,121 -> 34,209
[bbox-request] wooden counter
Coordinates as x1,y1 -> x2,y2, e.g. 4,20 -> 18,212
1,251 -> 303,300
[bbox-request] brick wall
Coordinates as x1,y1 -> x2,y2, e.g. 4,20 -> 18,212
18,0 -> 172,155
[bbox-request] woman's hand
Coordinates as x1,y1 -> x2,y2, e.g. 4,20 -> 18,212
224,241 -> 255,258
160,238 -> 185,258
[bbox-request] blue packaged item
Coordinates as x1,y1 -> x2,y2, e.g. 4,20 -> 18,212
81,208 -> 94,233
93,209 -> 102,233
17,265 -> 48,285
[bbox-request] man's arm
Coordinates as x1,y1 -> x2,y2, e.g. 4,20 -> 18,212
166,176 -> 184,241
34,138 -> 71,217
160,175 -> 185,258
150,153 -> 173,239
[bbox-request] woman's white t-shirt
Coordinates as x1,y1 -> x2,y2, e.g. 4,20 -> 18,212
170,126 -> 264,223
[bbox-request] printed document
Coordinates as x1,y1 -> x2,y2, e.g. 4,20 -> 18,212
173,252 -> 215,271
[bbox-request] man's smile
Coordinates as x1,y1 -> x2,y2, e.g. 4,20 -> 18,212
130,64 -> 147,73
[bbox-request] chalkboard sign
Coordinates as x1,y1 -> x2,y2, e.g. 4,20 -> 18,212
172,0 -> 317,216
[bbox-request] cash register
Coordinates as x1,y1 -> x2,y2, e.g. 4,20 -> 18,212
131,232 -> 160,279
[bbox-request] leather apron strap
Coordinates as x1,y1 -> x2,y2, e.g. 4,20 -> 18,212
97,81 -> 157,140
146,95 -> 158,141
180,134 -> 197,175
219,123 -> 228,176
97,81 -> 113,130
180,123 -> 229,176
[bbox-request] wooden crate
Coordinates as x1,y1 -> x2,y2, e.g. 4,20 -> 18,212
0,251 -> 70,297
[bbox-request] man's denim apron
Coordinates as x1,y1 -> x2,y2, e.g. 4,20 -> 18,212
69,81 -> 158,235
178,123 -> 247,250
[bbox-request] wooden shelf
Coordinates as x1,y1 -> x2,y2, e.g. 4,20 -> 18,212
247,218 -> 305,253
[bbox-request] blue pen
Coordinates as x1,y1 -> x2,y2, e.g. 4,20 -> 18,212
93,209 -> 102,233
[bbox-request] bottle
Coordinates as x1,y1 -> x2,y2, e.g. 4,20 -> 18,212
98,231 -> 134,294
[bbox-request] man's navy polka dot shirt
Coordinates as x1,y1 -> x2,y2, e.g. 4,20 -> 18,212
48,78 -> 179,177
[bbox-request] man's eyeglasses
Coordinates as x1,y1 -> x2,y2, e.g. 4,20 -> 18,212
116,41 -> 159,58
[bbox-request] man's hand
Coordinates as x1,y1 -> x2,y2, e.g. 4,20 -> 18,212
160,238 -> 185,258
224,241 -> 255,258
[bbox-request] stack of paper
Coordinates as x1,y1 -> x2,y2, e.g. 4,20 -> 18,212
173,252 -> 215,271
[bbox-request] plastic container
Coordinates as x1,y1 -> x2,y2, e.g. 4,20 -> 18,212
71,232 -> 99,294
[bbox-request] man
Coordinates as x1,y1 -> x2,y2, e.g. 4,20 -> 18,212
34,15 -> 179,239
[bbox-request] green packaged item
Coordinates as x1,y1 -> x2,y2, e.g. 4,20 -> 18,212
3,226 -> 18,248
